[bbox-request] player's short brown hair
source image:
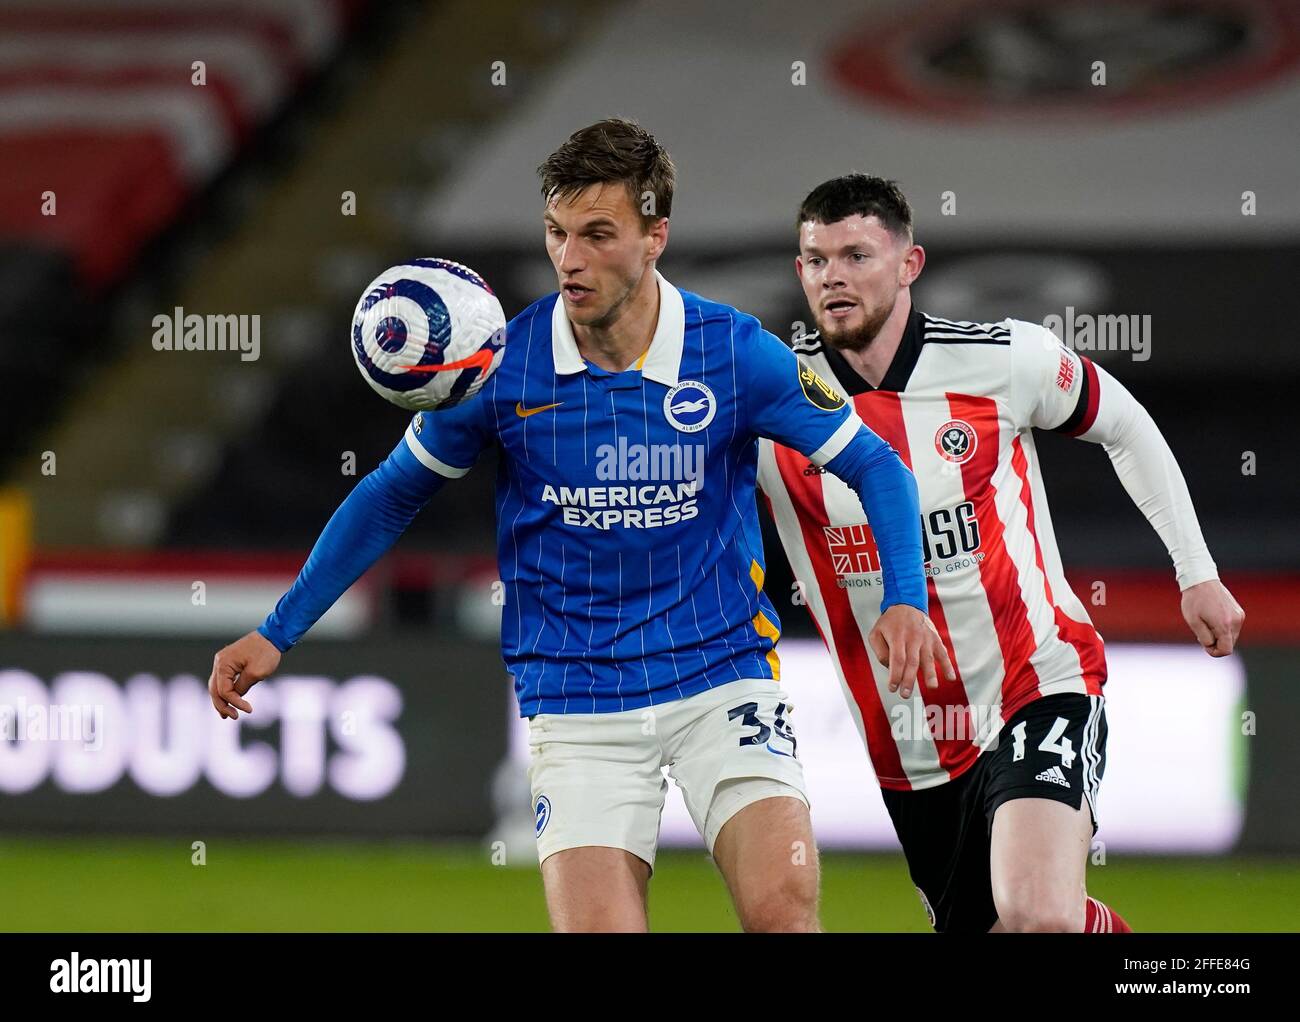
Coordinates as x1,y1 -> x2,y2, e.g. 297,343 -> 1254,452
797,173 -> 913,241
537,118 -> 675,228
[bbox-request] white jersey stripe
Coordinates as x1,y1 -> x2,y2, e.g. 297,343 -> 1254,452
894,392 -> 1007,753
923,331 -> 1010,341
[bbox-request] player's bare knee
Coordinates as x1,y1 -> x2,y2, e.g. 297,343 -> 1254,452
738,892 -> 818,933
741,907 -> 819,933
1009,908 -> 1083,933
996,892 -> 1084,933
546,882 -> 648,933
736,870 -> 819,933
551,908 -> 648,933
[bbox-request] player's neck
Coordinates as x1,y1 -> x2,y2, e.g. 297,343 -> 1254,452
572,270 -> 660,373
836,291 -> 912,389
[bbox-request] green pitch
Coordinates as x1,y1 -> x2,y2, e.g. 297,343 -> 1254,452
2,838 -> 1295,932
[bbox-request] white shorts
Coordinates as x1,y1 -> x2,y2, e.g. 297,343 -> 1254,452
527,677 -> 808,869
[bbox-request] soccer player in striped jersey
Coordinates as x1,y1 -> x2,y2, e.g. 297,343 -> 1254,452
207,124 -> 952,932
759,174 -> 1245,933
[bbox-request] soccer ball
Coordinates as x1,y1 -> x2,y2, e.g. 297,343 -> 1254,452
350,258 -> 506,411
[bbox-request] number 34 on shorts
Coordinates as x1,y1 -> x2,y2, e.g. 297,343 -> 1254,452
727,698 -> 798,758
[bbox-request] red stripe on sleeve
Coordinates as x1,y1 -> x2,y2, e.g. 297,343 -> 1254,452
1063,357 -> 1101,437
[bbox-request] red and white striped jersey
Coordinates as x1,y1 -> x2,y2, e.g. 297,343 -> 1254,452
759,307 -> 1107,791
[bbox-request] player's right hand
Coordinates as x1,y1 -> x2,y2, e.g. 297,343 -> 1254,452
208,629 -> 281,719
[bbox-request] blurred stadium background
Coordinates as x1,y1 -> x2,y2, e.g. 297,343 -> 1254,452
0,0 -> 1297,931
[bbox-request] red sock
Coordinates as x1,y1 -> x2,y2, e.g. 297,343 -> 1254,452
1085,896 -> 1132,932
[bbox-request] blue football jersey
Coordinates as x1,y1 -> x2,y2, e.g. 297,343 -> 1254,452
394,272 -> 918,715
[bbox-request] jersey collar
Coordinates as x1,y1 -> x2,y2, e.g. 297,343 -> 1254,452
819,304 -> 925,395
551,269 -> 685,387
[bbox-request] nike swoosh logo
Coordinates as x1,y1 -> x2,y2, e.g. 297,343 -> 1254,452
400,349 -> 497,374
515,401 -> 563,418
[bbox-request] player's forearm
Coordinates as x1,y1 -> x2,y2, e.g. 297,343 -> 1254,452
1078,363 -> 1218,590
258,450 -> 444,650
824,427 -> 928,613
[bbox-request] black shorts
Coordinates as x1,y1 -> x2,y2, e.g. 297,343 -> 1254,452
880,692 -> 1107,933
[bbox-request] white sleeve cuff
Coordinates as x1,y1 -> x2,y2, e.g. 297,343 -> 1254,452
809,414 -> 862,466
403,425 -> 471,478
1176,559 -> 1220,592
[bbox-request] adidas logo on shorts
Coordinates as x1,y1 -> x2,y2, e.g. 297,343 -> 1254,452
1034,765 -> 1070,787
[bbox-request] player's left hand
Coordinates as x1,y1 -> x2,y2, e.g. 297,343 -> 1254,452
867,605 -> 956,700
1181,579 -> 1245,657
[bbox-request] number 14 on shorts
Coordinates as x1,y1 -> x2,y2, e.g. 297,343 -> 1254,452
728,701 -> 799,758
1009,716 -> 1076,768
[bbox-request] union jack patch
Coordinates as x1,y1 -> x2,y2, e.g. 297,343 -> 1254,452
1056,351 -> 1076,392
825,523 -> 880,575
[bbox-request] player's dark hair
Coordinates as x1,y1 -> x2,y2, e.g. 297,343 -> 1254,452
538,117 -> 675,228
796,173 -> 913,241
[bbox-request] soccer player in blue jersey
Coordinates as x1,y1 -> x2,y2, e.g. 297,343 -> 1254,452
208,119 -> 952,932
